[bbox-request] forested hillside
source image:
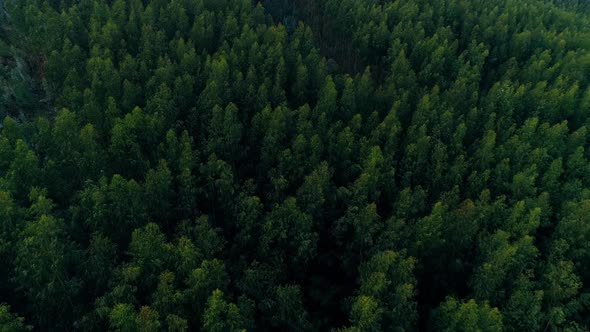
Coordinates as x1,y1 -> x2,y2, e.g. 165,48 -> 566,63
2,0 -> 590,330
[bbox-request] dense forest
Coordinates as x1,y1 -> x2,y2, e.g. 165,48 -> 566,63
2,0 -> 590,330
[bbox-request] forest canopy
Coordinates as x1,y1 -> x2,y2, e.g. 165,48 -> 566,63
1,0 -> 590,330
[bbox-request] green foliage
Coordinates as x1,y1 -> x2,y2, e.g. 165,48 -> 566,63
432,297 -> 503,332
202,290 -> 247,332
2,0 -> 590,330
344,250 -> 417,331
109,303 -> 136,332
0,304 -> 30,332
271,285 -> 310,331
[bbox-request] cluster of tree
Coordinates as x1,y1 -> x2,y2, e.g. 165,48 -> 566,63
0,21 -> 44,121
546,0 -> 590,12
1,0 -> 590,330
